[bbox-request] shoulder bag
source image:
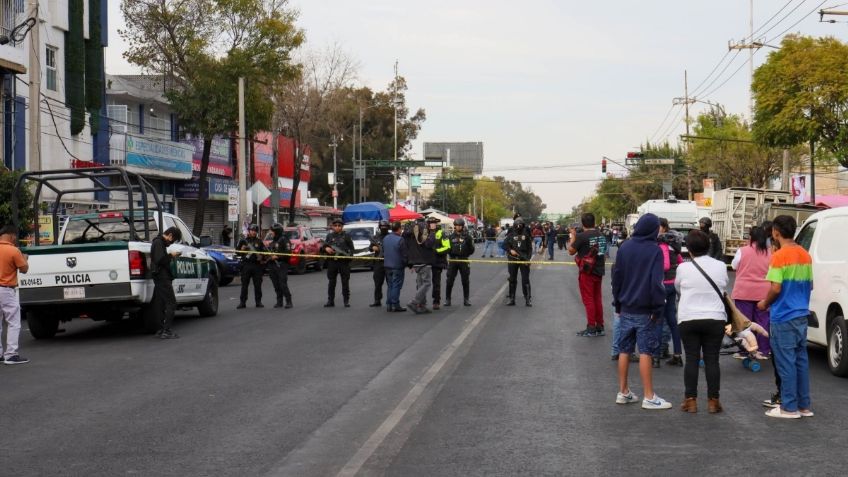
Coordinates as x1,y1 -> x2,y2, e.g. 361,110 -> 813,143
690,258 -> 751,332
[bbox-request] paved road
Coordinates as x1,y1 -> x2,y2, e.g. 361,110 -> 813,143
2,247 -> 846,476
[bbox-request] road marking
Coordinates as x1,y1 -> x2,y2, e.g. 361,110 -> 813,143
335,281 -> 508,477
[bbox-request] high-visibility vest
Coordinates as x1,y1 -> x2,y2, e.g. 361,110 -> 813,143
435,229 -> 451,254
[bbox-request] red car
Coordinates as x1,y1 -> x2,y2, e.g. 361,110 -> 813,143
284,225 -> 323,274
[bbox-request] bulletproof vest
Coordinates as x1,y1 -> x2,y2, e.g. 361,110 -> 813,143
326,231 -> 352,254
240,236 -> 264,262
449,233 -> 470,257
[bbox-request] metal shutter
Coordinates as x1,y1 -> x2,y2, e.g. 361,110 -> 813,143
176,200 -> 227,244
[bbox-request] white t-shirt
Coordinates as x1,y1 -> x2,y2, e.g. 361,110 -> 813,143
675,256 -> 729,323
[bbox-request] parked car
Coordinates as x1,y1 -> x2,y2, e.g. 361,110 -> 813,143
311,227 -> 329,241
202,245 -> 241,286
796,207 -> 848,376
343,221 -> 380,270
285,225 -> 323,274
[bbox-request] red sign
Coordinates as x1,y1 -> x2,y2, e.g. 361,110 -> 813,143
241,132 -> 312,208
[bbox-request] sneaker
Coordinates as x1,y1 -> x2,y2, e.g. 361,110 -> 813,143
159,331 -> 180,340
732,352 -> 748,360
799,409 -> 815,417
666,355 -> 683,366
752,351 -> 769,360
642,394 -> 673,410
762,392 -> 781,408
616,390 -> 639,404
3,355 -> 29,365
595,326 -> 605,336
765,407 -> 800,419
236,303 -> 246,309
576,327 -> 598,337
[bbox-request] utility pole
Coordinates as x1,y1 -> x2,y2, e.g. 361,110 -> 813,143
351,124 -> 356,206
271,130 -> 279,221
728,0 -> 759,119
238,77 -> 249,230
672,71 -> 695,200
358,107 -> 364,203
782,149 -> 790,191
28,0 -> 41,171
330,135 -> 338,210
392,60 -> 399,205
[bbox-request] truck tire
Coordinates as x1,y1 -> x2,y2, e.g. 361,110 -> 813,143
216,263 -> 233,286
27,310 -> 59,339
828,315 -> 848,377
293,253 -> 307,275
197,277 -> 218,317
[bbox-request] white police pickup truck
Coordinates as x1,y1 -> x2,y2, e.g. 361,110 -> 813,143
13,167 -> 218,338
18,211 -> 219,338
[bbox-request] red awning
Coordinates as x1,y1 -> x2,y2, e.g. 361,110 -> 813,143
389,207 -> 423,221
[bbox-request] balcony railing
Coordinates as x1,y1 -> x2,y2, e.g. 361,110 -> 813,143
1,1 -> 25,46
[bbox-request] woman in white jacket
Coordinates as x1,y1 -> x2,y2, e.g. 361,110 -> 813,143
675,230 -> 728,414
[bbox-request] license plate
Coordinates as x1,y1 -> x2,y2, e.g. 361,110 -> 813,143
63,287 -> 85,299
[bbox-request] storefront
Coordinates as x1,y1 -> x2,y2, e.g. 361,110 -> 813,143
175,138 -> 235,243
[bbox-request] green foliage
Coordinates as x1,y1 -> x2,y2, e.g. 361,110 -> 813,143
85,0 -> 104,132
66,0 -> 86,135
752,35 -> 848,167
688,111 -> 789,188
0,170 -> 35,234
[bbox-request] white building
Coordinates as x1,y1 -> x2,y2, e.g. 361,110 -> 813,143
0,0 -> 109,209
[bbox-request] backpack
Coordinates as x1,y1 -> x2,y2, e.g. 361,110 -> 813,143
577,244 -> 599,274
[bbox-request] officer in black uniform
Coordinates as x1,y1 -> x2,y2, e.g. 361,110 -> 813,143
268,223 -> 293,309
369,220 -> 391,307
237,224 -> 266,309
445,217 -> 475,307
504,217 -> 533,307
151,226 -> 182,339
322,218 -> 354,307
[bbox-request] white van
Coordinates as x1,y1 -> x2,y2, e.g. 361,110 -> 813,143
343,220 -> 381,269
795,207 -> 848,376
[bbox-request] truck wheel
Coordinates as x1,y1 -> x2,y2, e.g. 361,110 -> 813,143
27,311 -> 59,339
198,277 -> 219,317
828,315 -> 848,377
293,253 -> 307,275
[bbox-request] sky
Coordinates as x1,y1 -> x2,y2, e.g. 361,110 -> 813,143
104,1 -> 846,214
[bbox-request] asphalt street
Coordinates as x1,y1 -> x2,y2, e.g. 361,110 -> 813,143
2,246 -> 847,476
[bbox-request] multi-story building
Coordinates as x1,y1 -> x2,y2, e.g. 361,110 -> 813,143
423,142 -> 484,175
1,0 -> 110,209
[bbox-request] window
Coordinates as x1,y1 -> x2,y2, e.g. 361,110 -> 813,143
63,216 -> 159,244
796,221 -> 817,251
45,46 -> 58,92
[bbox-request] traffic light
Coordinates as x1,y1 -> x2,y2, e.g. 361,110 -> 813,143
601,159 -> 607,173
626,151 -> 644,159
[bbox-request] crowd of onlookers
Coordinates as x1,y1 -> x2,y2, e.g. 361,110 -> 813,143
567,211 -> 813,417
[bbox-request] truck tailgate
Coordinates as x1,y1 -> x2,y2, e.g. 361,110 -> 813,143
18,242 -> 134,305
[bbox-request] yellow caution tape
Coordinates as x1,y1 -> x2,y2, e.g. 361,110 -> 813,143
207,248 -> 613,267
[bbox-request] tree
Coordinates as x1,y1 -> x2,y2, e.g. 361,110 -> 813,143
497,177 -> 546,221
688,111 -> 789,189
272,45 -> 357,223
0,170 -> 35,235
752,35 -> 848,169
472,179 -> 509,225
120,0 -> 303,235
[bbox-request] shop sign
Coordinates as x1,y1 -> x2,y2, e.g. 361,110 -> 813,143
125,135 -> 193,180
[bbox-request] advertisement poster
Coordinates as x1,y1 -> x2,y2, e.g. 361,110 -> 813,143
791,174 -> 810,204
186,137 -> 233,177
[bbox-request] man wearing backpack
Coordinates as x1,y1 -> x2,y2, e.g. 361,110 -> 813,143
569,212 -> 609,337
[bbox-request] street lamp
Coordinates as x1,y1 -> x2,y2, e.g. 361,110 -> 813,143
330,135 -> 339,210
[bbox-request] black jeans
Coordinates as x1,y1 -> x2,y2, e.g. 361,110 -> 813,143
679,319 -> 725,398
240,261 -> 264,305
432,266 -> 444,303
446,262 -> 470,300
327,260 -> 351,302
152,274 -> 176,331
268,261 -> 291,303
507,263 -> 530,297
372,264 -> 386,302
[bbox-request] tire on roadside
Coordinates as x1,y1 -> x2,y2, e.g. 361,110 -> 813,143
27,310 -> 59,339
197,276 -> 219,317
828,315 -> 848,377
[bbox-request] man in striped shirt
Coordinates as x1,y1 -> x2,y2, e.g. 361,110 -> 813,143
758,215 -> 813,419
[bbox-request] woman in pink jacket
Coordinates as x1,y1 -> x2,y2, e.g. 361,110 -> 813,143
730,226 -> 772,358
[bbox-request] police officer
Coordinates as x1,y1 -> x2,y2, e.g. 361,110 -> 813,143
323,218 -> 354,307
504,217 -> 533,306
237,224 -> 266,309
151,226 -> 182,339
431,217 -> 449,309
268,223 -> 293,309
369,220 -> 391,307
445,218 -> 475,307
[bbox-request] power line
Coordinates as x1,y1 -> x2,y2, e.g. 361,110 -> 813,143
657,106 -> 685,143
766,0 -> 829,42
699,51 -> 755,99
746,0 -> 802,40
689,50 -> 732,97
692,50 -> 742,99
647,104 -> 678,144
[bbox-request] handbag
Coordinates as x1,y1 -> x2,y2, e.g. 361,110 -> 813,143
690,258 -> 751,332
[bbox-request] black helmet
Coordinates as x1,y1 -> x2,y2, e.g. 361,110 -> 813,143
454,218 -> 465,226
379,220 -> 390,227
248,224 -> 259,232
514,217 -> 525,226
271,222 -> 284,231
699,217 -> 712,228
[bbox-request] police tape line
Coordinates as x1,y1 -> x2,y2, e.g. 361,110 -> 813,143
206,248 -> 612,267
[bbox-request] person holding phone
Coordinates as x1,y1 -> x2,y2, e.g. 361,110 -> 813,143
151,226 -> 183,339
